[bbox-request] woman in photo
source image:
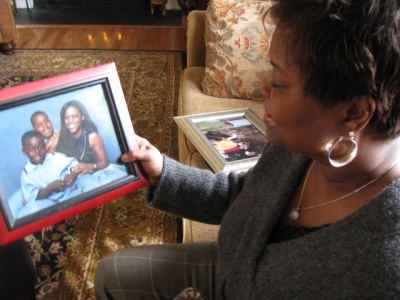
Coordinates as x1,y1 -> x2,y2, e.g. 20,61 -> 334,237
57,100 -> 109,176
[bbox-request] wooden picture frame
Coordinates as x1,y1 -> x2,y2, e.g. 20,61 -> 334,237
0,63 -> 148,245
174,108 -> 268,173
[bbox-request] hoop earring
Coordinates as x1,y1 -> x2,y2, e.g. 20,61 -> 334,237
324,131 -> 358,167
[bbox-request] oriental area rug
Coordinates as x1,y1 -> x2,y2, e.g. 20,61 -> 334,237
0,49 -> 183,299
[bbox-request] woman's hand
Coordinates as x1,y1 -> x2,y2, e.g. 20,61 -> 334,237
121,135 -> 164,185
64,171 -> 79,185
71,162 -> 94,176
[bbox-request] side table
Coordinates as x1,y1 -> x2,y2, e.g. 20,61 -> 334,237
151,0 -> 167,15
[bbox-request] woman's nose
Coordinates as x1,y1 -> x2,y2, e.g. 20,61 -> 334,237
263,72 -> 272,100
264,84 -> 272,99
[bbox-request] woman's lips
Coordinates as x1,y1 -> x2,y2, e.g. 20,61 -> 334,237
264,112 -> 273,123
263,112 -> 277,131
67,126 -> 77,132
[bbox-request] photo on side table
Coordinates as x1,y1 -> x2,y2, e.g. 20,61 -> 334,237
0,63 -> 149,245
174,108 -> 268,173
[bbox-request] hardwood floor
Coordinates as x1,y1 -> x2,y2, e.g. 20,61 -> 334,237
15,14 -> 187,52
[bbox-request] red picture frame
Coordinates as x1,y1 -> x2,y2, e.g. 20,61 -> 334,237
0,63 -> 149,245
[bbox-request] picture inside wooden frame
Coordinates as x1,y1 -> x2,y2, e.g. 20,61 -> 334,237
174,108 -> 269,173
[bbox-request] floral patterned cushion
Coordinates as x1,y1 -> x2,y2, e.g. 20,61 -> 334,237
202,0 -> 275,100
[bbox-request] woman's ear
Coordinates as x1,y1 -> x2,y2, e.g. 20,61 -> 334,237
343,96 -> 375,132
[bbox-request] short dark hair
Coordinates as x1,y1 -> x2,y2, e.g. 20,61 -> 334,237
30,111 -> 48,125
269,0 -> 400,139
21,130 -> 44,147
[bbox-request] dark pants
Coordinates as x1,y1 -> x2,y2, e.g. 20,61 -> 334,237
95,242 -> 219,300
0,239 -> 37,299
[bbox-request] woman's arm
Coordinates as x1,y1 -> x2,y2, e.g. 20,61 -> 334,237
147,156 -> 249,224
120,134 -> 248,224
73,132 -> 109,175
88,132 -> 109,169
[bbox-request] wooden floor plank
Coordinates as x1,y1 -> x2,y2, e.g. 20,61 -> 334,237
15,26 -> 187,51
15,13 -> 188,52
73,28 -> 97,49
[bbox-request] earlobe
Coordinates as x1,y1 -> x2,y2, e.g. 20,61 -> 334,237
343,96 -> 375,132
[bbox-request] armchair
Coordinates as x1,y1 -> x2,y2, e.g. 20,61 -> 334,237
0,0 -> 16,55
178,8 -> 271,242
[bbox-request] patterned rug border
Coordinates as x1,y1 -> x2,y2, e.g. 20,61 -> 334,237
11,48 -> 187,64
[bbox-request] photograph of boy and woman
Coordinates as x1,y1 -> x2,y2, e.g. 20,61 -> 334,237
195,116 -> 268,162
0,83 -> 127,224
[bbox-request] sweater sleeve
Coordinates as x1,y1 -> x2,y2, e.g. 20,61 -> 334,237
146,155 -> 249,224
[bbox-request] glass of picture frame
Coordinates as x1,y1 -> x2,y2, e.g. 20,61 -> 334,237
0,63 -> 148,245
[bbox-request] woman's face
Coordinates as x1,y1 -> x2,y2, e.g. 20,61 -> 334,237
63,106 -> 84,136
262,28 -> 344,158
32,113 -> 53,138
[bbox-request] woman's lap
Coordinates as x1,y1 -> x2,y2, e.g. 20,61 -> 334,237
95,242 -> 219,300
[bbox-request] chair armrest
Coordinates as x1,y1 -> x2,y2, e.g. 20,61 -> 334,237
0,0 -> 16,43
187,10 -> 206,68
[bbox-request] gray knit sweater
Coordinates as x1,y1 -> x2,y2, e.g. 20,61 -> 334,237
147,144 -> 400,299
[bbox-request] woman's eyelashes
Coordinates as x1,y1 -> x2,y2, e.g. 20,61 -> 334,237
271,81 -> 284,90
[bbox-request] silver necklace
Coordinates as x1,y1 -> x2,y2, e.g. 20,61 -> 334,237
79,130 -> 87,161
289,159 -> 399,221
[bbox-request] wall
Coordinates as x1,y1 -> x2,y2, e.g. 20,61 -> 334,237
14,0 -> 180,10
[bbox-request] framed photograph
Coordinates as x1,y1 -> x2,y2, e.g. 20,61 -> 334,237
174,108 -> 268,173
0,63 -> 149,245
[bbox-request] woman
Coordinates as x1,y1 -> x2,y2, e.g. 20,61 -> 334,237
57,100 -> 109,176
95,0 -> 400,298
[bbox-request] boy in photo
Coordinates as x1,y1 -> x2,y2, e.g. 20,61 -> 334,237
30,111 -> 59,153
20,130 -> 97,205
